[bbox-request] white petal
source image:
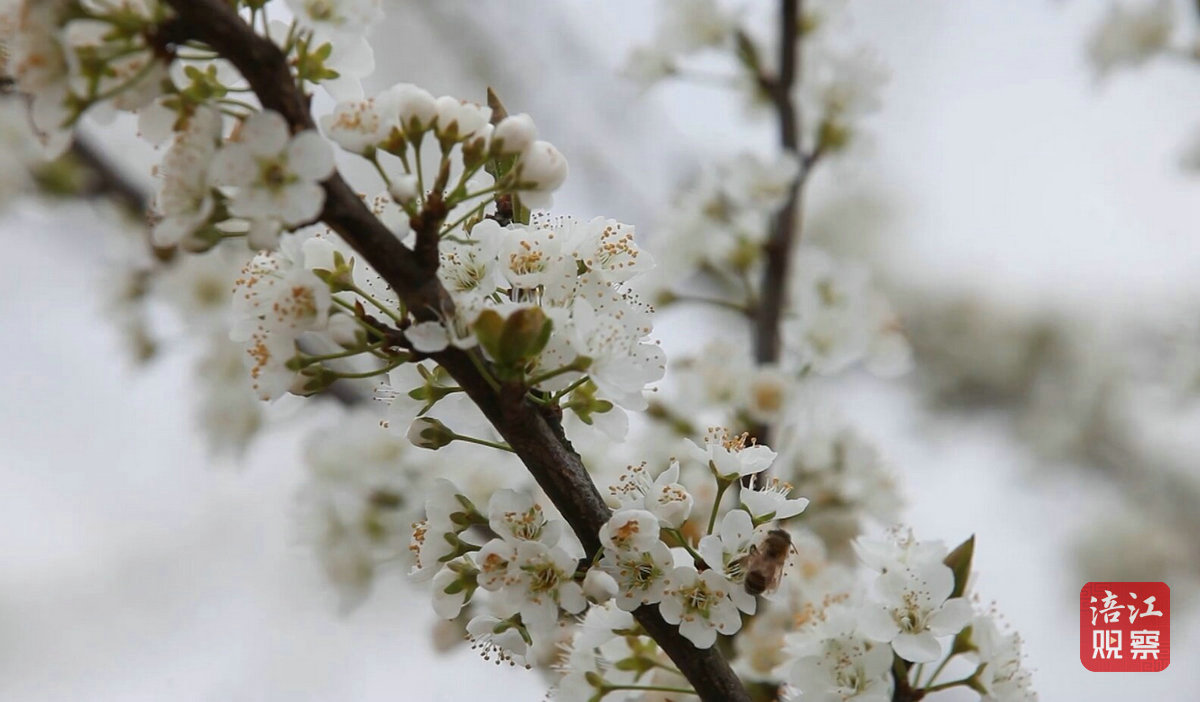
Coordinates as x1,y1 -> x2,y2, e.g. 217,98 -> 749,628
287,130 -> 336,180
208,145 -> 257,187
242,110 -> 290,156
246,219 -> 283,250
737,445 -> 777,476
679,618 -> 717,649
892,632 -> 942,663
406,321 -> 450,353
279,182 -> 326,225
857,605 -> 900,642
928,598 -> 973,635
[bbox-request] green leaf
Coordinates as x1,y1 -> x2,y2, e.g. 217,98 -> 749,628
944,534 -> 975,599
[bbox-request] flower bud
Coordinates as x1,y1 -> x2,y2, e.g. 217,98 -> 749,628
472,307 -> 553,370
389,173 -> 419,205
491,113 -> 538,156
407,417 -> 456,450
434,96 -> 491,144
384,83 -> 438,134
515,140 -> 568,192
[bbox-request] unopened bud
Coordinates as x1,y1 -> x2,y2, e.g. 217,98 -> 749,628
407,417 -> 456,450
514,140 -> 568,192
491,113 -> 538,156
389,174 -> 419,205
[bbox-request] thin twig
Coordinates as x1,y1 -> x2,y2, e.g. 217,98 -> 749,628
750,0 -> 806,450
753,0 -> 802,372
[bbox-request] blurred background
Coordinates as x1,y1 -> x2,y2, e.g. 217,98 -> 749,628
2,0 -> 1199,699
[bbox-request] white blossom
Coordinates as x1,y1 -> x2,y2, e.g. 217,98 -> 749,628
466,614 -> 531,665
487,489 -> 564,547
551,279 -> 666,410
777,419 -> 901,534
319,96 -> 395,154
741,474 -> 810,522
209,111 -> 336,248
744,365 -> 793,424
687,428 -> 777,480
726,152 -> 800,212
800,50 -> 888,129
286,0 -> 384,38
609,461 -> 695,529
785,608 -> 894,702
697,510 -> 759,614
295,409 -> 419,609
229,239 -> 332,400
439,220 -> 506,309
563,217 -> 654,284
408,478 -> 473,582
857,559 -> 972,662
786,246 -> 906,376
658,567 -> 742,648
597,506 -> 675,611
3,0 -> 74,153
969,614 -> 1039,702
152,107 -> 222,248
622,47 -> 676,88
479,539 -> 587,636
555,605 -> 647,701
657,0 -> 736,53
599,508 -> 662,553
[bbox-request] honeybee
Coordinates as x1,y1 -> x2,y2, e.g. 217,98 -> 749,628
740,528 -> 793,596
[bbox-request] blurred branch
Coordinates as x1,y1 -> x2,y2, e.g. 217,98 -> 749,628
3,75 -> 147,216
67,135 -> 151,216
6,72 -> 372,405
751,0 -> 813,451
159,1 -> 751,698
753,0 -> 801,374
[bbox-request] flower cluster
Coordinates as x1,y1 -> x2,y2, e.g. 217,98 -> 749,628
625,0 -> 886,153
295,409 -> 425,610
411,483 -> 586,666
540,483 -> 1035,701
377,210 -> 664,442
776,530 -> 1037,702
641,153 -> 800,287
1,1 -> 1045,700
0,0 -> 172,154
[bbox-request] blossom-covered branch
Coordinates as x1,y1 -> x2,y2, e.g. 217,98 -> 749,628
156,0 -> 752,698
1,1 -> 1040,700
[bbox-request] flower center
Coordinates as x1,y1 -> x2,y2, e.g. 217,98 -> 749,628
262,160 -> 290,189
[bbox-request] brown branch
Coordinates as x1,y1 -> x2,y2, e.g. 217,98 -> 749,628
750,0 -> 808,450
753,0 -> 801,372
158,1 -> 750,699
3,76 -> 149,216
68,135 -> 152,216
